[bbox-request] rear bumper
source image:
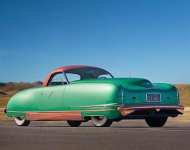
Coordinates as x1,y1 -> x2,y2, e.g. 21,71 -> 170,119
118,105 -> 184,117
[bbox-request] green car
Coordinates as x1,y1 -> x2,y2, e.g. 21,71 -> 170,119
5,65 -> 183,127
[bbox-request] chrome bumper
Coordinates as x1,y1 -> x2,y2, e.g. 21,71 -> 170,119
118,105 -> 184,116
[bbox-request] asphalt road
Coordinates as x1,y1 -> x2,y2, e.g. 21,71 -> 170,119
0,119 -> 190,150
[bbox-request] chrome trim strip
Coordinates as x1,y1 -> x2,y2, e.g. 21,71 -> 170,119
118,105 -> 184,110
7,108 -> 116,114
69,103 -> 119,108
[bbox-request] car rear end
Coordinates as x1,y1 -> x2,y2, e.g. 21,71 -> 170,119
117,82 -> 184,119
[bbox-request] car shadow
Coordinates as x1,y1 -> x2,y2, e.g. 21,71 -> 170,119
28,124 -> 190,130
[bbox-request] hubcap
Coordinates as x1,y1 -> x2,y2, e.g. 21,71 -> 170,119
14,117 -> 25,126
91,116 -> 108,127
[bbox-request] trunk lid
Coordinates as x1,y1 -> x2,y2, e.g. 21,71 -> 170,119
119,82 -> 179,106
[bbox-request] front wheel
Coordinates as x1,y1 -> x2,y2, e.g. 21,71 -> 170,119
145,116 -> 168,127
67,121 -> 82,127
91,116 -> 112,127
14,117 -> 30,126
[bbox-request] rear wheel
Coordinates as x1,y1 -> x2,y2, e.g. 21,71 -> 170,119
91,116 -> 112,127
145,116 -> 168,127
67,121 -> 82,127
14,117 -> 30,126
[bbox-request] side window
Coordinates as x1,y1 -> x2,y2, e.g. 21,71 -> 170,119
48,73 -> 67,86
66,73 -> 81,82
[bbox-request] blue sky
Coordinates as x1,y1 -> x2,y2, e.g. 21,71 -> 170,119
0,0 -> 190,83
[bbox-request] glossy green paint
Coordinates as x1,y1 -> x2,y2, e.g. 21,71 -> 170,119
6,78 -> 180,120
73,78 -> 179,106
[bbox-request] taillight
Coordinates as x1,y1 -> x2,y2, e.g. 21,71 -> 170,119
177,91 -> 180,105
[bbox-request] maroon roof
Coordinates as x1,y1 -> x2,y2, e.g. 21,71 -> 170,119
43,65 -> 111,86
51,65 -> 96,74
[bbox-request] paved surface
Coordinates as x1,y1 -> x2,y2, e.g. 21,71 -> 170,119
0,119 -> 190,150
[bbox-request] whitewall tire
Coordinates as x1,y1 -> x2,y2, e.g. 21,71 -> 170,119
91,116 -> 112,127
14,117 -> 30,126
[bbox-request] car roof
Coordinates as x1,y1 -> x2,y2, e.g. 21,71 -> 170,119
51,65 -> 107,74
43,65 -> 111,86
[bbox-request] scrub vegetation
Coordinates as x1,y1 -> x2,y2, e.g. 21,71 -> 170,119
175,84 -> 190,107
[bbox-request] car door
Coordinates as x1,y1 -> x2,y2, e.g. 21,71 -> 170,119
37,73 -> 67,111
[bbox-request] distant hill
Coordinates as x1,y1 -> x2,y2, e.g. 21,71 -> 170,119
0,81 -> 42,92
0,91 -> 8,95
0,81 -> 42,107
